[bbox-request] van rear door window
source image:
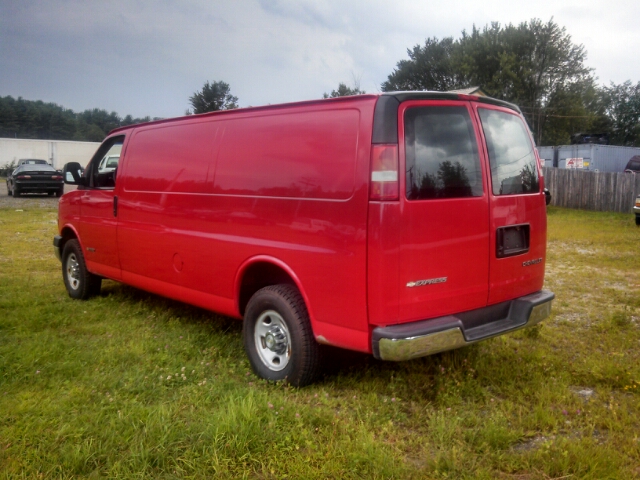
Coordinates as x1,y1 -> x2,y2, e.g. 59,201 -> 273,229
478,108 -> 539,195
405,106 -> 483,200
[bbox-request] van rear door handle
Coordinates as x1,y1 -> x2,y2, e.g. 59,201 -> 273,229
113,195 -> 118,217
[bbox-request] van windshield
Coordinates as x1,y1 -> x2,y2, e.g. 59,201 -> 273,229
479,108 -> 539,196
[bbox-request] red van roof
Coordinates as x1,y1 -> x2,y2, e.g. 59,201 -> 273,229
108,91 -> 520,136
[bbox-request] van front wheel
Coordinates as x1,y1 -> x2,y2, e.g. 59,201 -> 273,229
62,239 -> 102,300
243,284 -> 321,387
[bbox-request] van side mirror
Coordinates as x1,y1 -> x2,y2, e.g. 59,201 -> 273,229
63,162 -> 86,186
543,188 -> 551,206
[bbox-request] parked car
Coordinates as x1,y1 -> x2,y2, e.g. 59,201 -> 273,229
55,92 -> 554,386
97,154 -> 119,174
624,156 -> 640,174
17,158 -> 50,166
7,164 -> 64,197
634,195 -> 640,226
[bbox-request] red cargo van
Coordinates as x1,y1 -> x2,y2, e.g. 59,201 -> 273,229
55,92 -> 554,386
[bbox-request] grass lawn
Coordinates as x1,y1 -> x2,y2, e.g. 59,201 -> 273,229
1,203 -> 639,479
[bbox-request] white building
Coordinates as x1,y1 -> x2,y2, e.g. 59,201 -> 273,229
0,138 -> 100,170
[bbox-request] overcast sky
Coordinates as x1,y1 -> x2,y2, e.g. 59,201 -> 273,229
1,0 -> 639,119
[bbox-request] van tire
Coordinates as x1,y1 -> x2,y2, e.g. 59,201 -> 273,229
62,239 -> 102,300
12,186 -> 20,197
243,284 -> 321,387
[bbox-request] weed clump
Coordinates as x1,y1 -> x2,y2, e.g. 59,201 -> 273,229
610,308 -> 632,328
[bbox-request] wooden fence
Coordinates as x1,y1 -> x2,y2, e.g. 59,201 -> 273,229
542,167 -> 640,213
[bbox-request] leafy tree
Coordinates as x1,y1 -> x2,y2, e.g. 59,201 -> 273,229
0,97 -> 19,138
437,160 -> 472,198
189,81 -> 238,114
382,37 -> 463,92
601,81 -> 640,146
409,161 -> 472,199
121,114 -> 154,127
383,18 -> 596,144
323,82 -> 365,98
531,80 -> 606,145
75,109 -> 121,141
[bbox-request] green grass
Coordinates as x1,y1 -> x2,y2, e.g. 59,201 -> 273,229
1,204 -> 639,478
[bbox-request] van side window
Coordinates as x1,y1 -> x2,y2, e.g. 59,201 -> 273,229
478,108 -> 539,195
405,106 -> 483,200
88,136 -> 124,189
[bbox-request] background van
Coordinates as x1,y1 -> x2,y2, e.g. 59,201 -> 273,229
55,92 -> 554,386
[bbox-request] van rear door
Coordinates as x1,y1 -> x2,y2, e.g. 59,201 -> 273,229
474,104 -> 547,304
396,100 -> 490,323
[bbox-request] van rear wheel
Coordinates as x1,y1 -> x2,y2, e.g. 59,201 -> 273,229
243,284 -> 321,387
62,239 -> 102,300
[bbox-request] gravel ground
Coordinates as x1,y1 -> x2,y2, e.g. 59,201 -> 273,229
0,180 -> 77,209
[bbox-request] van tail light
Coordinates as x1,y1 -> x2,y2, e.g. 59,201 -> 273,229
17,175 -> 32,179
51,175 -> 63,180
370,144 -> 399,201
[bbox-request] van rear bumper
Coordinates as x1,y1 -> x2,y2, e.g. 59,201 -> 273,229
372,290 -> 554,361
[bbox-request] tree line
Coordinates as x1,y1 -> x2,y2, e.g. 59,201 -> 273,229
0,96 -> 161,142
2,18 -> 638,147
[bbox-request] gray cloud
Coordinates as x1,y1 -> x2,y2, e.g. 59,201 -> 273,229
1,0 -> 639,119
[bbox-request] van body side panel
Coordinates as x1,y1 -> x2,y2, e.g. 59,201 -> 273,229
117,189 -> 182,286
115,100 -> 375,351
213,110 -> 360,199
367,202 -> 400,326
206,105 -> 374,346
314,322 -> 371,353
116,121 -> 218,289
119,270 -> 238,318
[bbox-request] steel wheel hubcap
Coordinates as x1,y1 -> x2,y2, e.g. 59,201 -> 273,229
254,310 -> 291,371
66,253 -> 80,290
